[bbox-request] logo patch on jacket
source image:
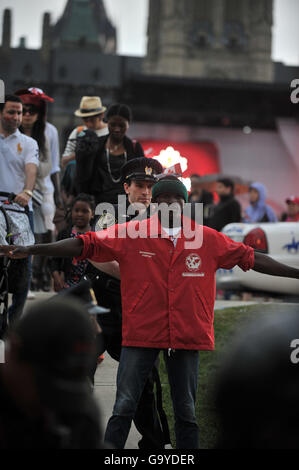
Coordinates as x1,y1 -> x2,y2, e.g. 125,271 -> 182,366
183,254 -> 205,277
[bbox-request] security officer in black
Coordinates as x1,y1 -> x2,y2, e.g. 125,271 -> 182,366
87,157 -> 171,449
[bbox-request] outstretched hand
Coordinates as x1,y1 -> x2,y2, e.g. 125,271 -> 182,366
0,245 -> 30,259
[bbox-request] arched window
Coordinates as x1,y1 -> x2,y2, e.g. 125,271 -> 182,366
223,0 -> 248,49
189,20 -> 213,48
187,0 -> 214,48
223,22 -> 248,49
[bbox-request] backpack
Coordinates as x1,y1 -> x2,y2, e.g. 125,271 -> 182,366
0,194 -> 34,294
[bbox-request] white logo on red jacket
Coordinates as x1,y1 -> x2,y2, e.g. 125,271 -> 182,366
185,254 -> 201,272
183,254 -> 205,277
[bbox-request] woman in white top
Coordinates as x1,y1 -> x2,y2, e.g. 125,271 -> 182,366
16,88 -> 53,291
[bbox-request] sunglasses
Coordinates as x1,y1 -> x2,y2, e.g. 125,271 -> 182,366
23,106 -> 39,116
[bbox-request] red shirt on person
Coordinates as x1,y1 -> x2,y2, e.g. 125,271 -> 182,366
76,214 -> 254,351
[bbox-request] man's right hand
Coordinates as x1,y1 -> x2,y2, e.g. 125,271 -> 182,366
14,191 -> 31,207
0,245 -> 30,258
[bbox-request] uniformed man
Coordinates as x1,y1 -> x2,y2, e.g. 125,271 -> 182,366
88,157 -> 170,449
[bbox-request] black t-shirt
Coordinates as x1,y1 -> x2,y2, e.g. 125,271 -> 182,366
96,150 -> 127,204
75,132 -> 145,205
208,195 -> 241,232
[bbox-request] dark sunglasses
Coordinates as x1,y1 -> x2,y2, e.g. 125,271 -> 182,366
23,106 -> 39,116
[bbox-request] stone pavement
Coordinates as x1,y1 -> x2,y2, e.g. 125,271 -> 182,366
93,353 -> 141,449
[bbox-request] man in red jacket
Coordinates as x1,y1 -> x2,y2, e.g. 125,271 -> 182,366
1,176 -> 299,449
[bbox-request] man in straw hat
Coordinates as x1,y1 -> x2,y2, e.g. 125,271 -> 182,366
2,176 -> 299,448
61,96 -> 108,172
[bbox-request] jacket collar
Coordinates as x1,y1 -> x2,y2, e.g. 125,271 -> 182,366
145,213 -> 200,241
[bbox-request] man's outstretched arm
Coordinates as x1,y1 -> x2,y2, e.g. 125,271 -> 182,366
253,251 -> 299,279
0,238 -> 83,259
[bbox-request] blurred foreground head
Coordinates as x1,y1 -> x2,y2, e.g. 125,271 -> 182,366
1,296 -> 102,448
4,296 -> 98,413
214,310 -> 299,449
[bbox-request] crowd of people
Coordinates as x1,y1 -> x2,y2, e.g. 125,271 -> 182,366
0,89 -> 299,450
189,173 -> 299,230
0,88 -> 297,307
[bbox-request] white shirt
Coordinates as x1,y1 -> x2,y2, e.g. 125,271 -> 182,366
62,125 -> 109,157
162,226 -> 182,247
0,129 -> 39,209
44,121 -> 61,194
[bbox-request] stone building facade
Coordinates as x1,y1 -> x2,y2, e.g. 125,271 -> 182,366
0,0 -> 297,147
144,0 -> 274,82
0,0 -> 141,145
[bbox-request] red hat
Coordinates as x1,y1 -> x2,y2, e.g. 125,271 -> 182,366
15,87 -> 54,106
286,196 -> 299,204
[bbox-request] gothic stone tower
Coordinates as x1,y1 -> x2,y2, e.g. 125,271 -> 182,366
144,0 -> 273,82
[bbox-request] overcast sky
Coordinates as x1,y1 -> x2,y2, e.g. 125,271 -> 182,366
0,0 -> 298,65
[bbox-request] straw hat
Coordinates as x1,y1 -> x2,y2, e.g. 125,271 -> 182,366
74,96 -> 106,118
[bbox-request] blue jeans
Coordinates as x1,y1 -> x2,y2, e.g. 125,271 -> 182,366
104,347 -> 200,449
8,211 -> 34,324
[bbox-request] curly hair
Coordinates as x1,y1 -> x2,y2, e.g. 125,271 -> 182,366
71,193 -> 96,213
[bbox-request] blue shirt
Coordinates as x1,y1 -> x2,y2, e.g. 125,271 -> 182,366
0,129 -> 39,209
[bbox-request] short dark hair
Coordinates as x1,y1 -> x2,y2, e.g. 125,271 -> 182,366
106,103 -> 132,123
217,177 -> 235,192
0,94 -> 23,112
71,193 -> 96,212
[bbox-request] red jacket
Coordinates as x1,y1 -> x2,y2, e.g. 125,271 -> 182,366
76,214 -> 254,350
